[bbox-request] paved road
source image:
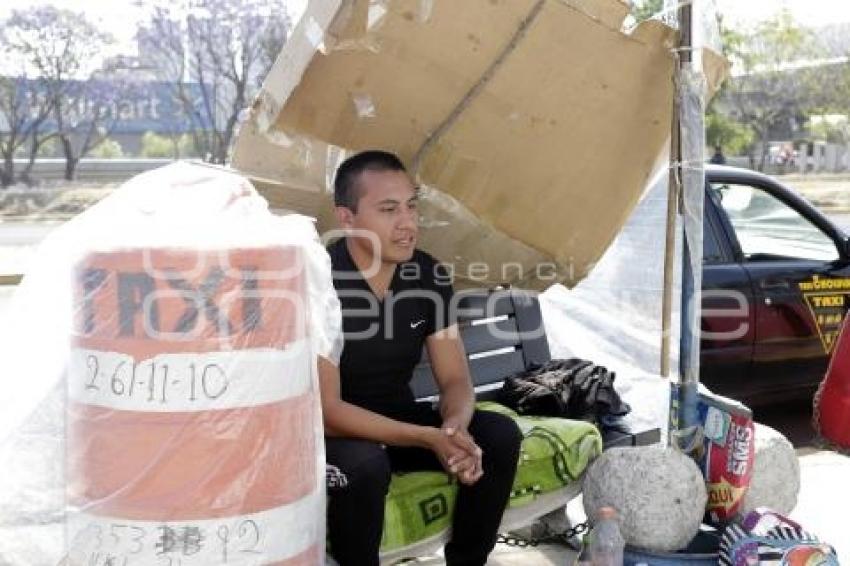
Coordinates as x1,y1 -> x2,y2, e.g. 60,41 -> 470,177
0,222 -> 60,321
0,221 -> 62,278
0,221 -> 59,244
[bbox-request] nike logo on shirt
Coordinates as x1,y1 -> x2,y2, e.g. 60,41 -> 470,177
410,319 -> 425,329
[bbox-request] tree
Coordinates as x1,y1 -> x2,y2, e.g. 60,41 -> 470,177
0,26 -> 56,187
630,0 -> 664,23
140,131 -> 195,158
90,138 -> 124,159
5,6 -> 119,180
718,10 -> 821,171
815,59 -> 850,117
137,0 -> 289,164
705,111 -> 754,156
140,131 -> 174,158
0,77 -> 50,187
810,116 -> 849,145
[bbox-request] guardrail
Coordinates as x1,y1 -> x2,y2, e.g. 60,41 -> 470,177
10,158 -> 180,183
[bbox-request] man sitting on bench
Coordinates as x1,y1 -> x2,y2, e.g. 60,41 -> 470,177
318,150 -> 523,566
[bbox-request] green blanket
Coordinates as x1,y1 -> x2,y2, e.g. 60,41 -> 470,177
379,402 -> 602,552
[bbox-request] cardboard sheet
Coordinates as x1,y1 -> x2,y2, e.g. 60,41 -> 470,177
233,0 -> 687,288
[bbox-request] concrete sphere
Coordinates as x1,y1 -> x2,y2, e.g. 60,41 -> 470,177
583,447 -> 707,552
738,422 -> 800,518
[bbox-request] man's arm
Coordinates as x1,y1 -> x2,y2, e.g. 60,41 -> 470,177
426,324 -> 475,431
426,326 -> 483,484
317,356 -> 433,446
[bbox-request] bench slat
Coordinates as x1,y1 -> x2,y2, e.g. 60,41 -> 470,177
468,350 -> 527,385
461,317 -> 521,355
454,291 -> 517,321
510,291 -> 551,367
410,349 -> 527,399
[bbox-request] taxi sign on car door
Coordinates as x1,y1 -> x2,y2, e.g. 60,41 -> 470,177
799,276 -> 850,353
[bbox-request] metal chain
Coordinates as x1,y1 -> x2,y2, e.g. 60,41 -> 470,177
812,375 -> 825,438
811,378 -> 850,457
497,520 -> 589,548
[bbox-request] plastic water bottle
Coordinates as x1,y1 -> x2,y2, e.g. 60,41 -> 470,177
588,507 -> 625,566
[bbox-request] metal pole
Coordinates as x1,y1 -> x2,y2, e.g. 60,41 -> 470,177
661,1 -> 702,454
675,1 -> 703,452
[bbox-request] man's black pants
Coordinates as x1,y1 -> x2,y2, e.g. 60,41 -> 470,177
325,404 -> 522,566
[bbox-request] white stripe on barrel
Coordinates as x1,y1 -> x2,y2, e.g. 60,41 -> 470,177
66,489 -> 323,565
69,342 -> 312,412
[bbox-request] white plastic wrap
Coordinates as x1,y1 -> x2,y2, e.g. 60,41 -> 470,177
538,11 -> 711,443
539,167 -> 678,442
0,162 -> 342,565
676,67 -> 707,387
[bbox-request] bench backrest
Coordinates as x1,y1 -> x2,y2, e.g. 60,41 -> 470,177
410,289 -> 551,400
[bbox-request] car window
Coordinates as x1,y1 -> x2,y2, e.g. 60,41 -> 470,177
711,183 -> 838,262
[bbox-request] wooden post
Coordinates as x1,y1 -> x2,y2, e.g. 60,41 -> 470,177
660,1 -> 692,378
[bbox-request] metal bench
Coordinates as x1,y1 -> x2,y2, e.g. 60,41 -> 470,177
411,288 -> 550,401
409,288 -> 660,448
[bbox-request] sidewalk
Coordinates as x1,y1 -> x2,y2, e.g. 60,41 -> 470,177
792,448 -> 850,560
411,446 -> 850,565
411,543 -> 577,565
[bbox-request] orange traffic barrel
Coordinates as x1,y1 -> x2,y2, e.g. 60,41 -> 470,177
65,247 -> 323,565
815,313 -> 850,449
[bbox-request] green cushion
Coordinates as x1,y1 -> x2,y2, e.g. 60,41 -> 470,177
379,402 -> 602,552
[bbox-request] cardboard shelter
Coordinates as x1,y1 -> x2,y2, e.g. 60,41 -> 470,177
0,3 -> 739,563
232,0 -> 691,289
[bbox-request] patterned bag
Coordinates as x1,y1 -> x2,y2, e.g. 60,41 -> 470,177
719,509 -> 838,566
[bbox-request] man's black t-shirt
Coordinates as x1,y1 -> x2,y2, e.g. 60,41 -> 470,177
327,238 -> 454,414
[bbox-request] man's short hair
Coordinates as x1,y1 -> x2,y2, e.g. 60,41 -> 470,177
333,150 -> 407,212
